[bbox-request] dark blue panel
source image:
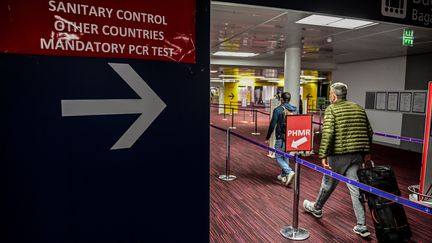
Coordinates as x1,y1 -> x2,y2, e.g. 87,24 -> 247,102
0,1 -> 209,242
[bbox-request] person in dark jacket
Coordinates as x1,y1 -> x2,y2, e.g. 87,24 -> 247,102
265,92 -> 297,186
303,82 -> 373,238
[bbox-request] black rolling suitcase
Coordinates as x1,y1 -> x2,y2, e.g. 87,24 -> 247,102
357,160 -> 412,242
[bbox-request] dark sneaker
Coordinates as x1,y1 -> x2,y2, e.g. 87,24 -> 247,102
353,225 -> 371,238
303,200 -> 323,218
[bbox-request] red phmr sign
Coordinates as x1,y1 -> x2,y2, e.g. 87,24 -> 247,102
285,115 -> 313,152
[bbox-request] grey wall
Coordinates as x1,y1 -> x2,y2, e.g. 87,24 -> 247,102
401,53 -> 432,152
333,57 -> 406,146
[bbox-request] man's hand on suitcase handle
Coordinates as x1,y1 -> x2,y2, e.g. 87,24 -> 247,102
322,158 -> 332,169
363,154 -> 371,163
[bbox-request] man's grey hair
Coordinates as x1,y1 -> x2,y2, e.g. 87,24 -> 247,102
331,82 -> 348,99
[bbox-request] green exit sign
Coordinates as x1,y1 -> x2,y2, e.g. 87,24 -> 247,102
403,28 -> 414,47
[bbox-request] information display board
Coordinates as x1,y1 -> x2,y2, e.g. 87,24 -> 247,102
387,92 -> 399,111
375,92 -> 387,110
399,92 -> 412,112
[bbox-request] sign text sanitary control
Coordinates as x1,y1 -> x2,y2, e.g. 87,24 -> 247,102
0,0 -> 196,63
285,115 -> 313,152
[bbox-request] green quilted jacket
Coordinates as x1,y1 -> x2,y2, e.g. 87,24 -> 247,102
319,100 -> 373,159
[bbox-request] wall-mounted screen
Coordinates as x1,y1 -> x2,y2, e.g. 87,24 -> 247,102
365,92 -> 375,109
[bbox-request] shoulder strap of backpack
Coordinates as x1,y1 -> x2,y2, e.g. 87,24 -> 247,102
280,105 -> 294,115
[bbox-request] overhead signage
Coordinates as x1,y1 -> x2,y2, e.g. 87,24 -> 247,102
0,0 -> 196,63
285,115 -> 313,152
228,92 -> 235,100
218,0 -> 432,28
381,0 -> 407,19
223,82 -> 238,112
61,63 -> 166,150
402,28 -> 414,47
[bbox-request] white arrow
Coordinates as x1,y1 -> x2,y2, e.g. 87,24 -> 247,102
291,136 -> 308,149
61,63 -> 166,150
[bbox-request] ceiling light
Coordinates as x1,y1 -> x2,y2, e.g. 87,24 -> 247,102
296,14 -> 377,29
328,19 -> 377,29
219,74 -> 239,78
265,77 -> 282,81
296,15 -> 342,26
240,76 -> 264,79
213,51 -> 259,57
300,75 -> 327,80
222,79 -> 238,82
210,70 -> 218,73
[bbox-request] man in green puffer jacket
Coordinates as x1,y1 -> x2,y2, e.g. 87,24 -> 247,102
303,82 -> 374,238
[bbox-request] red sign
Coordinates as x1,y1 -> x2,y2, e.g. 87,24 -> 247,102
285,115 -> 312,152
420,81 -> 432,195
0,0 -> 196,63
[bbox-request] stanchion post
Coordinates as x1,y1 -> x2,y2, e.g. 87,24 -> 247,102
280,153 -> 310,240
229,107 -> 236,129
223,103 -> 227,120
310,125 -> 315,155
241,108 -> 248,123
219,128 -> 236,181
252,110 -> 260,135
251,104 -> 254,118
251,108 -> 255,123
315,107 -> 321,135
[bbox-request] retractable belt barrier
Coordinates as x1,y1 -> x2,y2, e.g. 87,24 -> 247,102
256,110 -> 270,116
373,132 -> 424,144
311,121 -> 424,144
254,111 -> 424,144
210,104 -> 265,113
210,124 -> 432,215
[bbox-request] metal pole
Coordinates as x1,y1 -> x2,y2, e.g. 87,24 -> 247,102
252,110 -> 260,135
223,104 -> 227,120
280,154 -> 310,240
310,125 -> 315,155
251,104 -> 254,118
315,108 -> 322,135
251,108 -> 255,123
229,107 -> 236,129
293,160 -> 300,229
242,108 -> 247,123
219,128 -> 236,181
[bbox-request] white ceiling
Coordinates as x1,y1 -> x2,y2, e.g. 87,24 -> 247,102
210,2 -> 432,72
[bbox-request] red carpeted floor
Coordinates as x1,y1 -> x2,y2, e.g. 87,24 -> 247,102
210,106 -> 432,242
